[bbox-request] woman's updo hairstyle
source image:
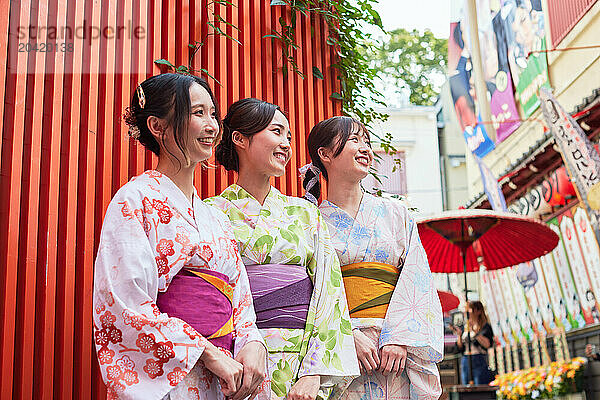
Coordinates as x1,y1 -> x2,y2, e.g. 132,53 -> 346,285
123,73 -> 220,161
216,98 -> 281,172
303,116 -> 370,202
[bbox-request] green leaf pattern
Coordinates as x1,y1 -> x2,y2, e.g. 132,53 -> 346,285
205,185 -> 359,398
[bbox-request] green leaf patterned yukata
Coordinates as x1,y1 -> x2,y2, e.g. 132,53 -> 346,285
205,185 -> 359,400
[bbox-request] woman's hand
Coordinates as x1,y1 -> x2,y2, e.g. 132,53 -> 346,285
232,341 -> 268,400
353,329 -> 380,375
286,375 -> 320,400
200,342 -> 244,397
378,344 -> 407,377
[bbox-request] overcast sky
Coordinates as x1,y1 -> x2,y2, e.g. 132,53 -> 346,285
373,0 -> 450,39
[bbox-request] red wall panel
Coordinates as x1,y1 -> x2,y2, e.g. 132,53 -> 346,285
0,1 -> 341,398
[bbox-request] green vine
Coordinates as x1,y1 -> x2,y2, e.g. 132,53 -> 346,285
265,0 -> 388,127
154,0 -> 402,199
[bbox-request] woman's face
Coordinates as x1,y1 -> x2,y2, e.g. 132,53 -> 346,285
326,126 -> 373,182
161,83 -> 219,166
245,110 -> 292,177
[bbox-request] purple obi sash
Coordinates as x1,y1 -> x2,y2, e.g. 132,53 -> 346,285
245,264 -> 313,330
156,267 -> 233,352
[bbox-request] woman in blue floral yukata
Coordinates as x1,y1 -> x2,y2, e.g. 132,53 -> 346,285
302,116 -> 443,400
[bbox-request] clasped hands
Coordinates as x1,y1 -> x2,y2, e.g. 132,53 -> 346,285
353,329 -> 407,376
200,340 -> 267,400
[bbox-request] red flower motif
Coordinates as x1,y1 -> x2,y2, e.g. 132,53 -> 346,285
175,232 -> 190,245
153,341 -> 175,362
167,367 -> 186,387
198,245 -> 214,262
100,311 -> 117,329
151,303 -> 161,316
152,199 -> 166,211
116,355 -> 135,371
188,387 -> 200,400
130,315 -> 145,330
156,255 -> 170,277
106,365 -> 123,380
142,197 -> 153,214
119,201 -> 133,219
107,326 -> 123,344
157,207 -> 173,224
181,244 -> 195,257
156,239 -> 175,257
182,323 -> 198,340
143,358 -> 164,379
122,370 -> 139,386
97,346 -> 115,365
136,333 -> 156,353
95,329 -> 110,347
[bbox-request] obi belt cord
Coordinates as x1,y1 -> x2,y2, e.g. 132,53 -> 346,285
156,267 -> 234,351
245,264 -> 313,333
341,261 -> 401,318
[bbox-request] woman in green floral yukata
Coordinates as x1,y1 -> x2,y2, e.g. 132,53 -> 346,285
205,98 -> 358,400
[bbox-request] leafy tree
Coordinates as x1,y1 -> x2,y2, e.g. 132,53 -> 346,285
371,28 -> 447,106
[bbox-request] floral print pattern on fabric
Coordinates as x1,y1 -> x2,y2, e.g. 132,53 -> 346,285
93,171 -> 264,400
205,185 -> 359,400
320,193 -> 443,400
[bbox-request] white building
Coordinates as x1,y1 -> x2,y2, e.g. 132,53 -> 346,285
363,106 -> 444,217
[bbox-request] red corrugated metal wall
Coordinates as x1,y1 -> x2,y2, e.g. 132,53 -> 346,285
0,1 -> 340,398
546,0 -> 599,46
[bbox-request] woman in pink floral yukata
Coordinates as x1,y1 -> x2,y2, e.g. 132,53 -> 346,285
93,73 -> 266,400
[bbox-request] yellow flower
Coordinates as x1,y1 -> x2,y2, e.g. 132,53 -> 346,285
567,369 -> 576,379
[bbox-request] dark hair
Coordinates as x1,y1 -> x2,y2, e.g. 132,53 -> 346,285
303,116 -> 370,202
215,98 -> 282,172
125,73 -> 220,162
467,301 -> 489,331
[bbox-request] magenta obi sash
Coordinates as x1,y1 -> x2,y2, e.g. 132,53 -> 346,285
157,267 -> 234,352
245,264 -> 313,330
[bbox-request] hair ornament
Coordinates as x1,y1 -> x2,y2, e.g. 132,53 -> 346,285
123,106 -> 141,140
299,162 -> 321,205
136,84 -> 146,109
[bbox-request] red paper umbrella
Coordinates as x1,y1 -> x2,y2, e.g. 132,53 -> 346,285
417,209 -> 558,274
418,209 -> 558,384
437,290 -> 460,314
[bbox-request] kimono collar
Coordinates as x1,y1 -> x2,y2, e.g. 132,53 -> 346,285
222,184 -> 285,206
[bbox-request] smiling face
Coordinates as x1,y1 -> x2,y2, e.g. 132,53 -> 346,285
157,82 -> 219,167
323,124 -> 373,182
244,110 -> 292,177
185,83 -> 220,164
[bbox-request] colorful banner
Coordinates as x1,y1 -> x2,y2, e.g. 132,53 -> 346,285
480,270 -> 505,345
449,3 -> 495,157
559,214 -> 596,324
501,0 -> 550,117
489,270 -> 515,344
514,262 -> 546,335
547,222 -> 587,328
506,266 -> 534,340
540,87 -> 600,240
537,254 -> 569,330
498,269 -> 525,340
477,156 -> 507,211
476,0 -> 521,141
530,260 -> 556,334
571,208 -> 600,323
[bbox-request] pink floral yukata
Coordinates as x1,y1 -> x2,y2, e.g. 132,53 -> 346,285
93,171 -> 264,400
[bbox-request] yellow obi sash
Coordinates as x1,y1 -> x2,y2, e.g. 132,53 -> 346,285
341,261 -> 399,318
